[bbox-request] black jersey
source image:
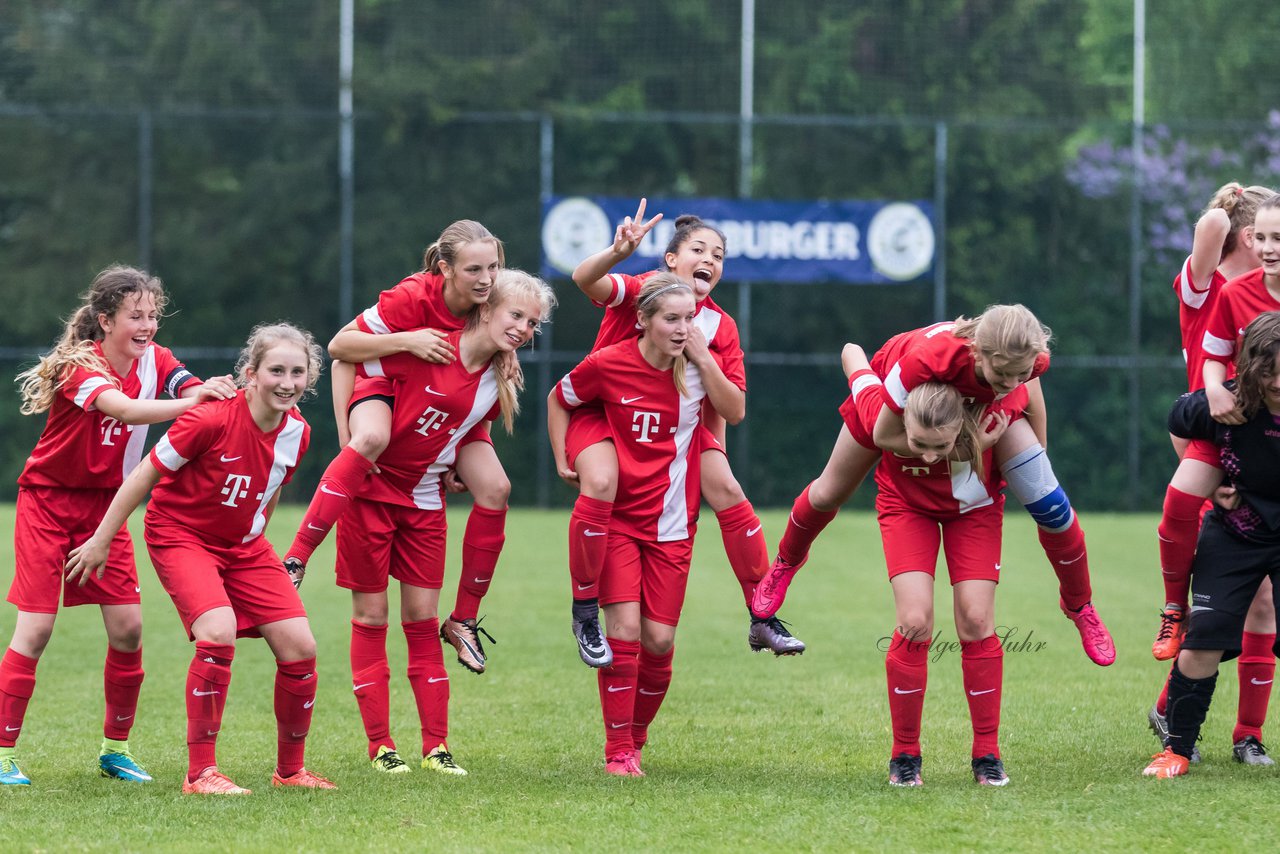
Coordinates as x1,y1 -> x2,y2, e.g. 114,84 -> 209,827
1169,384 -> 1280,543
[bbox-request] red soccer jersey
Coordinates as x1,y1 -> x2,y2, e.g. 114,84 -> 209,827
1201,268 -> 1280,370
556,339 -> 706,541
873,322 -> 1050,415
1173,256 -> 1230,391
590,272 -> 747,391
18,342 -> 200,490
354,271 -> 466,336
147,391 -> 309,546
356,331 -> 500,510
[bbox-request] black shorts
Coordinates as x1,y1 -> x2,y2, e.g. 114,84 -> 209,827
1184,514 -> 1280,657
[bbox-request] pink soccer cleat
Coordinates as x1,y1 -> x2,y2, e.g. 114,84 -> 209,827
1062,601 -> 1116,666
751,555 -> 805,619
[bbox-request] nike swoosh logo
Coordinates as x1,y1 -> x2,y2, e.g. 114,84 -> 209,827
115,714 -> 134,721
746,525 -> 762,537
428,676 -> 449,684
290,731 -> 309,738
621,395 -> 644,404
583,530 -> 606,537
205,730 -> 219,737
319,483 -> 345,497
1056,554 -> 1085,565
4,725 -> 20,732
968,688 -> 996,696
352,681 -> 377,691
424,385 -> 447,396
133,586 -> 141,593
303,699 -> 315,709
307,523 -> 325,531
220,454 -> 242,463
191,688 -> 220,697
577,583 -> 594,591
472,577 -> 491,583
893,687 -> 923,695
1251,678 -> 1274,686
607,685 -> 632,693
609,723 -> 628,729
638,688 -> 664,696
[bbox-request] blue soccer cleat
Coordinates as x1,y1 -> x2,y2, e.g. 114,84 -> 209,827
99,742 -> 153,782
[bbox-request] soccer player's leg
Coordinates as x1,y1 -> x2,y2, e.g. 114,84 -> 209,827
1154,453 -> 1221,660
629,538 -> 692,773
757,423 -> 877,619
567,421 -> 617,668
883,510 -> 940,787
1234,582 -> 1276,766
99,603 -> 150,782
599,534 -> 643,776
447,437 -> 508,665
336,501 -> 402,770
997,421 -> 1113,666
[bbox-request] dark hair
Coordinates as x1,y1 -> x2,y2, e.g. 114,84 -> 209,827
660,215 -> 726,268
17,266 -> 168,414
421,220 -> 505,274
1235,311 -> 1280,417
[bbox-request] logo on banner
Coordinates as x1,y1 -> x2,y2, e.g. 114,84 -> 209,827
866,203 -> 935,281
542,197 -> 613,275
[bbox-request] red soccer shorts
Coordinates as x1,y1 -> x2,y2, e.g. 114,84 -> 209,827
350,376 -> 492,448
1184,438 -> 1220,467
144,522 -> 306,639
334,498 -> 446,592
598,530 -> 694,627
878,503 -> 1003,585
837,369 -> 884,450
565,404 -> 612,469
9,486 -> 140,613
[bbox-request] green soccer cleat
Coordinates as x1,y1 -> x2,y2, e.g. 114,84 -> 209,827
422,744 -> 467,776
371,745 -> 411,774
99,741 -> 152,782
0,749 -> 31,786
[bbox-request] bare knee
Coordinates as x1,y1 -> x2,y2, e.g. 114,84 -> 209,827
352,595 -> 390,626
10,618 -> 56,659
640,634 -> 675,657
701,464 -> 747,512
470,473 -> 511,509
896,611 -> 933,641
348,429 -> 389,460
193,624 -> 236,646
954,607 -> 994,641
107,619 -> 143,652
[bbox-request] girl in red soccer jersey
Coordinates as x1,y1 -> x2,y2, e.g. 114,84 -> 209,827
548,274 -> 745,777
0,266 -> 234,788
1147,190 -> 1280,765
65,323 -> 333,796
284,220 -> 512,675
328,269 -> 555,775
840,342 -> 1016,787
754,305 -> 1116,667
564,202 -> 801,669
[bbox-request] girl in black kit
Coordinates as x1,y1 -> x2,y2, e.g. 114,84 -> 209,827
1145,310 -> 1280,777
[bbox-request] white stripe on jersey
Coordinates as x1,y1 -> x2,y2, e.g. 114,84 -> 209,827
361,305 -> 391,335
122,346 -> 160,480
246,415 -> 306,542
75,376 -> 112,409
362,358 -> 386,378
411,368 -> 499,511
152,434 -> 189,473
656,363 -> 706,542
850,373 -> 883,402
606,274 -> 629,308
559,374 -> 583,408
694,305 -> 723,342
950,461 -> 995,514
1179,256 -> 1211,310
1201,330 -> 1235,358
883,363 -> 909,409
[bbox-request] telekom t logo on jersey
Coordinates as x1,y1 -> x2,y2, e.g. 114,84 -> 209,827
415,406 -> 449,436
631,410 -> 662,443
99,416 -> 129,446
221,474 -> 253,507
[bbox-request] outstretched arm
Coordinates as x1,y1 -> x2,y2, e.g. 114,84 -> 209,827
65,458 -> 164,585
571,198 -> 664,303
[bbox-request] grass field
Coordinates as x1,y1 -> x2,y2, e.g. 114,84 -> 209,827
1,505 -> 1277,852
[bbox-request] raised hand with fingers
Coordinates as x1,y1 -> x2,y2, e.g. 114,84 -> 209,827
613,197 -> 664,258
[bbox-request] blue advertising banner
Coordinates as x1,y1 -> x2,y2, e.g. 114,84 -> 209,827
541,195 -> 935,284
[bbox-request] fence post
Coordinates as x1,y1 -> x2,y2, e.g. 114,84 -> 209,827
137,108 -> 152,272
933,120 -> 947,321
536,113 -> 555,508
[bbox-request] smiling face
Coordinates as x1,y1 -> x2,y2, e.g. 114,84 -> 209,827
440,239 -> 502,308
973,352 -> 1035,398
1253,206 -> 1280,281
664,227 -> 724,301
641,291 -> 697,359
481,295 -> 543,353
98,291 -> 159,363
246,342 -> 311,415
903,412 -> 959,464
